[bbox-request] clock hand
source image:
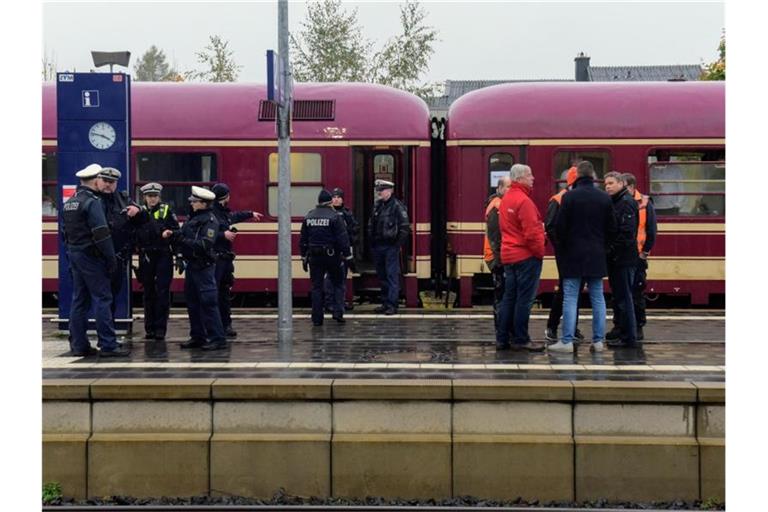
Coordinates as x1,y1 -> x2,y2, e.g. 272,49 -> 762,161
94,133 -> 113,141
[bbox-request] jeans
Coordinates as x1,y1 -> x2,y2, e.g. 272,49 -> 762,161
608,264 -> 637,343
372,244 -> 401,309
67,248 -> 117,352
547,275 -> 582,332
562,277 -> 605,344
496,257 -> 542,345
185,263 -> 226,343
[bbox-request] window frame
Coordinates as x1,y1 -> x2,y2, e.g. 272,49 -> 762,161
266,150 -> 324,220
42,150 -> 58,219
551,147 -> 613,192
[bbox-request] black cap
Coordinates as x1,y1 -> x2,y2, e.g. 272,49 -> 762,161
331,187 -> 344,198
212,183 -> 230,200
318,189 -> 333,204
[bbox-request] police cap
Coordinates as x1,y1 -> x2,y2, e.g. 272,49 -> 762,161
188,186 -> 216,202
212,183 -> 230,200
374,179 -> 394,191
98,167 -> 122,181
331,187 -> 344,198
75,163 -> 103,179
140,182 -> 163,195
318,189 -> 333,204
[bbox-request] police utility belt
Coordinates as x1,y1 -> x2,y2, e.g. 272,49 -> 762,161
308,246 -> 337,257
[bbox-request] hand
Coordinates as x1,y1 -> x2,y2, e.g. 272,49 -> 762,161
639,251 -> 649,260
162,229 -> 173,239
252,211 -> 264,221
125,205 -> 140,218
224,230 -> 237,242
301,257 -> 308,272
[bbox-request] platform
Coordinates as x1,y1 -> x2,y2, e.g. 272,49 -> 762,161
42,310 -> 724,381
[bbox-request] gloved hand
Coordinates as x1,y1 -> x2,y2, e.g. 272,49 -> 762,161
346,256 -> 357,274
175,256 -> 186,275
302,257 -> 309,272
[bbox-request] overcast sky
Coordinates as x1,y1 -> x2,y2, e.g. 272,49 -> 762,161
43,1 -> 724,84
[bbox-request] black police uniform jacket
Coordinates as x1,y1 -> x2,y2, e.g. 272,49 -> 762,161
368,197 -> 411,247
61,186 -> 117,266
554,176 -> 617,279
299,204 -> 351,259
333,205 -> 359,248
135,203 -> 180,252
173,208 -> 220,268
98,190 -> 150,257
607,187 -> 640,268
212,203 -> 254,255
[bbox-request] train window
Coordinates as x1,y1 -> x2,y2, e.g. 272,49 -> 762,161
488,153 -> 515,191
268,152 -> 323,217
648,149 -> 725,217
135,152 -> 218,214
374,154 -> 395,182
552,150 -> 611,191
42,153 -> 57,217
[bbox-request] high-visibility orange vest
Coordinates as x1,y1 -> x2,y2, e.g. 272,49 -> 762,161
550,189 -> 567,205
483,196 -> 502,262
634,189 -> 649,254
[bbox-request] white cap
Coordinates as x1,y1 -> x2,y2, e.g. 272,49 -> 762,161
188,186 -> 216,202
75,163 -> 103,179
140,182 -> 163,194
98,167 -> 122,181
374,179 -> 394,190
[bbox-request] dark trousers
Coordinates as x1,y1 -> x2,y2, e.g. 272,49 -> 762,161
214,256 -> 235,329
324,262 -> 348,311
547,274 -> 582,332
611,259 -> 648,330
496,257 -> 542,345
310,253 -> 343,324
608,263 -> 637,343
372,244 -> 401,309
185,264 -> 226,343
139,250 -> 173,336
108,257 -> 128,321
490,263 -> 505,332
67,248 -> 117,352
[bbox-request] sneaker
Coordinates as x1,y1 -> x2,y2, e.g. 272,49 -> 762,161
225,327 -> 238,338
590,341 -> 605,353
99,345 -> 131,358
544,328 -> 558,342
201,340 -> 228,351
605,327 -> 622,341
180,338 -> 206,349
547,341 -> 574,353
636,327 -> 644,341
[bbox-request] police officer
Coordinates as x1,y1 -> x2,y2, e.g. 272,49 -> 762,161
324,187 -> 358,313
62,164 -> 129,357
135,183 -> 179,341
95,167 -> 149,319
300,189 -> 352,326
368,179 -> 411,315
210,183 -> 263,338
162,186 -> 227,350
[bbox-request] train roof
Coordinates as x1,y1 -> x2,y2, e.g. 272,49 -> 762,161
447,81 -> 725,140
42,82 -> 430,141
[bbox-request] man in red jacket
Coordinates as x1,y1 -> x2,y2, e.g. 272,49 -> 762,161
496,164 -> 546,351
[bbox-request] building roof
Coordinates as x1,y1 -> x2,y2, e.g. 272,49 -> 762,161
588,65 -> 703,82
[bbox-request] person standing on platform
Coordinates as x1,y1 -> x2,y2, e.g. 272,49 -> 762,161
549,161 -> 617,353
210,183 -> 263,338
483,175 -> 512,333
135,183 -> 179,341
324,187 -> 359,313
495,164 -> 546,352
162,186 -> 227,351
607,172 -> 657,341
603,171 -> 641,348
95,167 -> 149,319
544,167 -> 584,344
300,189 -> 352,326
368,179 -> 411,315
61,164 -> 129,357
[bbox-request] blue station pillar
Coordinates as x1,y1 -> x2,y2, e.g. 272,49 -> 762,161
56,72 -> 132,332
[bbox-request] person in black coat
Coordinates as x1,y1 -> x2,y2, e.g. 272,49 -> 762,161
551,161 -> 617,353
604,171 -> 640,348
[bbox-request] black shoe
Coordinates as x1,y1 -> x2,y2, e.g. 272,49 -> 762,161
374,305 -> 387,314
201,340 -> 228,351
544,327 -> 557,342
333,315 -> 346,324
180,338 -> 206,349
636,327 -> 644,341
225,327 -> 238,338
607,339 -> 641,349
383,307 -> 397,316
99,345 -> 131,358
154,334 -> 166,341
496,342 -> 511,351
70,346 -> 98,357
144,332 -> 156,340
512,341 -> 546,352
574,329 -> 585,341
344,303 -> 354,311
605,328 -> 622,341
324,306 -> 333,313
312,321 -> 323,327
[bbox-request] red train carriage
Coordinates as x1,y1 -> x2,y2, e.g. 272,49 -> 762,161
445,81 -> 725,307
43,82 -> 432,306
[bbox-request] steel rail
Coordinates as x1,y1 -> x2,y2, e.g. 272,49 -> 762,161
41,505 -> 718,512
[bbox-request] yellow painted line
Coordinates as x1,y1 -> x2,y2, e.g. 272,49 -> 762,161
447,138 -> 725,147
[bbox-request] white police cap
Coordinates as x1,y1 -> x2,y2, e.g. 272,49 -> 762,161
98,167 -> 122,181
140,182 -> 163,194
188,185 -> 216,202
374,179 -> 394,190
75,163 -> 103,179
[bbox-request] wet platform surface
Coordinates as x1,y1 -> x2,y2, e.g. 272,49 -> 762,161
42,309 -> 725,382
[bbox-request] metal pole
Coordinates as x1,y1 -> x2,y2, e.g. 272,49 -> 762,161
277,0 -> 293,344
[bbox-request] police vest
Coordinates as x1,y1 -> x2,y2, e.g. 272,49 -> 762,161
62,188 -> 99,247
483,195 -> 502,262
633,189 -> 649,254
305,207 -> 340,248
148,203 -> 170,220
550,189 -> 567,205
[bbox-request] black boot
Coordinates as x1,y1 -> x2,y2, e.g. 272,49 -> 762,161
180,338 -> 205,349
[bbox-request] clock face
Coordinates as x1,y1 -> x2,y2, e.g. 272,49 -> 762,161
88,122 -> 116,150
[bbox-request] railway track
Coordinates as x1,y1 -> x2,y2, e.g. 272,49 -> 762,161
41,505 -> 721,512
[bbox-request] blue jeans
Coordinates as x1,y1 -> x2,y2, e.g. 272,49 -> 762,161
562,277 -> 606,344
185,264 -> 226,343
496,257 -> 542,345
67,248 -> 117,352
372,244 -> 401,309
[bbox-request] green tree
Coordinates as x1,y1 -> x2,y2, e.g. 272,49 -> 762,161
702,32 -> 725,81
372,1 -> 439,98
186,35 -> 241,82
291,0 -> 373,82
134,45 -> 178,81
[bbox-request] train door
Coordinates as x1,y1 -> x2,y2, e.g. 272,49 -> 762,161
483,146 -> 525,193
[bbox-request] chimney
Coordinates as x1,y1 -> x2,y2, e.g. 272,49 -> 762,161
575,52 -> 591,81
